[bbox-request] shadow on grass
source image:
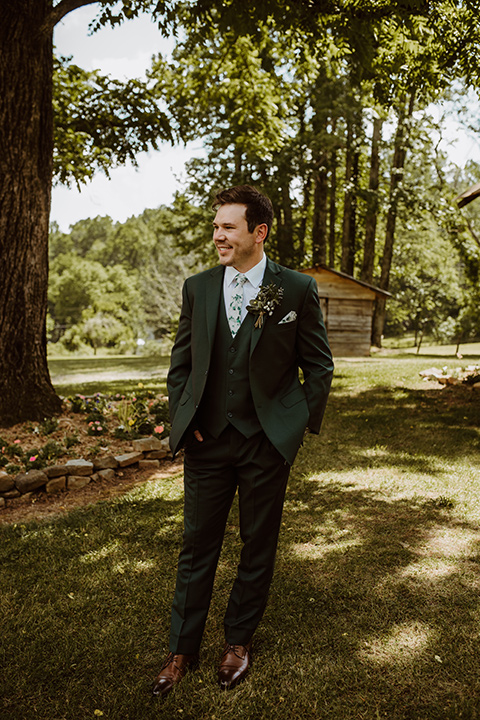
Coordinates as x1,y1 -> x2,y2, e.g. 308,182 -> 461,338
1,481 -> 480,718
265,477 -> 480,720
318,381 -> 480,473
1,381 -> 480,720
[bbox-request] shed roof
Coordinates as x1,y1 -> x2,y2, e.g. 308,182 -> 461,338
456,182 -> 480,208
301,265 -> 391,299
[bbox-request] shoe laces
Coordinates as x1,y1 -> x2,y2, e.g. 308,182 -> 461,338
160,651 -> 176,670
223,643 -> 249,660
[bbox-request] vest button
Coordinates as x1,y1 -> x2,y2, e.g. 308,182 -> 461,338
229,347 -> 236,353
228,369 -> 234,374
227,412 -> 233,418
228,390 -> 233,396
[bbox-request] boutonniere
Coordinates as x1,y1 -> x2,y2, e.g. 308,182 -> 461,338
247,283 -> 284,329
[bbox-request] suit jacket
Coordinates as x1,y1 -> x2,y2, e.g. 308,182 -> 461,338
167,258 -> 334,465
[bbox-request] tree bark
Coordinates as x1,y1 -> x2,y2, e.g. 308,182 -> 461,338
340,119 -> 359,276
311,155 -> 328,266
297,173 -> 311,264
275,180 -> 295,267
0,1 -> 62,424
328,144 -> 337,269
371,92 -> 415,347
361,115 -> 382,284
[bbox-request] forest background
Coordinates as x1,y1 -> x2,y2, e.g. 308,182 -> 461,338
47,2 -> 480,358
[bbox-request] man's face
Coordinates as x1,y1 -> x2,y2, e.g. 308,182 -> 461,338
213,203 -> 265,272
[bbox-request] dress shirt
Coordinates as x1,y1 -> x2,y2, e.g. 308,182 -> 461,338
223,254 -> 267,324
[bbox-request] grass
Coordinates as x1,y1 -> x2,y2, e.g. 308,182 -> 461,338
1,348 -> 480,719
49,354 -> 170,397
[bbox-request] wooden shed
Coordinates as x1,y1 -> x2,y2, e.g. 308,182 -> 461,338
301,266 -> 391,357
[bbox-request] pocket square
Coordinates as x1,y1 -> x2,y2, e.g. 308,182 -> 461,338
278,311 -> 297,324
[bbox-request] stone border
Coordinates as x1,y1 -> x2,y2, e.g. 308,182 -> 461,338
0,435 -> 171,509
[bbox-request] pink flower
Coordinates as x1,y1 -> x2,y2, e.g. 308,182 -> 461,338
154,425 -> 164,434
14,439 -> 21,444
29,456 -> 37,462
97,426 -> 103,432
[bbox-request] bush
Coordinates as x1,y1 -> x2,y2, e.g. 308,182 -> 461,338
40,417 -> 59,436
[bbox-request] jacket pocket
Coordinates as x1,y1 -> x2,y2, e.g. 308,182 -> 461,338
281,386 -> 306,408
179,389 -> 191,406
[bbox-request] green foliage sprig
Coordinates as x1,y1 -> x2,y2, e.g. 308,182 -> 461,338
247,284 -> 284,329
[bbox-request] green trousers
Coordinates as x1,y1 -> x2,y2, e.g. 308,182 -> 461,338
169,425 -> 290,654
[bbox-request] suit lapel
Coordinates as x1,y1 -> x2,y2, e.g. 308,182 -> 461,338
205,265 -> 224,353
250,258 -> 283,356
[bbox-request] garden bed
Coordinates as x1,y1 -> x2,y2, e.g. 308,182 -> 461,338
0,388 -> 179,520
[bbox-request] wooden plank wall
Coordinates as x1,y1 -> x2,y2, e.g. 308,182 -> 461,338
303,268 -> 377,356
326,298 -> 373,357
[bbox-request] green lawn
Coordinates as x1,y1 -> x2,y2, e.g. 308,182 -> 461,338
49,354 -> 171,397
1,348 -> 480,719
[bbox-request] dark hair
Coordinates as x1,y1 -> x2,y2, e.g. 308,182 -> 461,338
212,185 -> 274,239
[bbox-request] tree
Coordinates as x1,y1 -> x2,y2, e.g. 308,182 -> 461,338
0,0 -> 173,425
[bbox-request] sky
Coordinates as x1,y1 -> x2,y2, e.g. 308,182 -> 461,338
52,6 -> 202,231
51,5 -> 480,232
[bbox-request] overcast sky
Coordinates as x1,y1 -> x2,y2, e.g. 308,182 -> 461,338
51,5 -> 480,232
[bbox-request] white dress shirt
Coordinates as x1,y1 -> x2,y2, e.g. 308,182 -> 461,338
223,254 -> 267,325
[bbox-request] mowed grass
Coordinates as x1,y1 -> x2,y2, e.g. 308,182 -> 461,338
1,348 -> 480,720
49,354 -> 171,397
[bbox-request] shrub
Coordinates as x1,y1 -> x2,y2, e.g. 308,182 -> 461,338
40,440 -> 65,461
64,434 -> 80,448
39,417 -> 59,436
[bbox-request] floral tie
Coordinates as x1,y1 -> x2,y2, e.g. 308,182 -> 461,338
228,273 -> 247,337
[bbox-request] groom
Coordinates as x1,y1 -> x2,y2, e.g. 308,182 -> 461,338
153,185 -> 333,697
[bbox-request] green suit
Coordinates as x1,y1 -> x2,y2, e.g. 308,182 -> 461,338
167,258 -> 333,653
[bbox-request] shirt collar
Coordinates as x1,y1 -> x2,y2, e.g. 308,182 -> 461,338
225,253 -> 267,288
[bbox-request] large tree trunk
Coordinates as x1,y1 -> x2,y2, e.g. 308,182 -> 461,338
361,116 -> 382,284
0,1 -> 62,425
372,92 -> 415,347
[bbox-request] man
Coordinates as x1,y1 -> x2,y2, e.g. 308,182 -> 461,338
153,185 -> 333,698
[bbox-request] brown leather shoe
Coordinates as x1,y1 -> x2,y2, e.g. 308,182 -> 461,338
152,652 -> 198,697
217,642 -> 252,690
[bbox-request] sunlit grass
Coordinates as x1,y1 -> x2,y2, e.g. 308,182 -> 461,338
2,348 -> 480,719
48,354 -> 170,396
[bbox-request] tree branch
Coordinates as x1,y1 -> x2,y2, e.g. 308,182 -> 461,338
40,0 -> 99,36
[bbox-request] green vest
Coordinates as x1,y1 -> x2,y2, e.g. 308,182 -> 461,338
197,295 -> 262,439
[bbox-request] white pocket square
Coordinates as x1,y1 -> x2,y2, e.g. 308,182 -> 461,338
278,311 -> 297,324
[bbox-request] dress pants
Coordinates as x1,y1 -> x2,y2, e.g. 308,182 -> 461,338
169,425 -> 291,654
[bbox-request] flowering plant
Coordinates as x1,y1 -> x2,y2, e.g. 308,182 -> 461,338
87,420 -> 105,436
247,283 -> 284,328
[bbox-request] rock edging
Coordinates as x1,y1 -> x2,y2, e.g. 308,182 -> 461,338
0,435 -> 172,509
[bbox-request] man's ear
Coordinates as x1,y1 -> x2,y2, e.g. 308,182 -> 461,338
255,223 -> 268,243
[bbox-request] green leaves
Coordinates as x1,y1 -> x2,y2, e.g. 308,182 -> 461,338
53,56 -> 173,186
